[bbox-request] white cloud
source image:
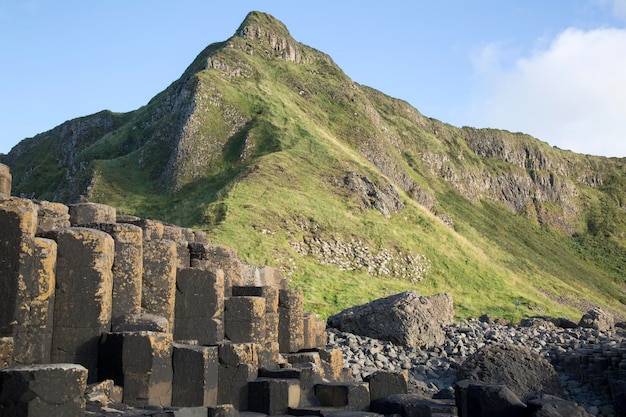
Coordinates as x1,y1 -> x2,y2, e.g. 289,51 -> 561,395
470,27 -> 626,157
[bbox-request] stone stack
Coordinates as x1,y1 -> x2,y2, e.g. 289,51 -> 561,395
0,164 -> 350,416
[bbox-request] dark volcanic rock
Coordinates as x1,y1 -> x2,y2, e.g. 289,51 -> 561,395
457,343 -> 563,401
455,379 -> 527,417
526,394 -> 591,417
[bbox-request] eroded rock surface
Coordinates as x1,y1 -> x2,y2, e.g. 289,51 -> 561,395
327,291 -> 454,349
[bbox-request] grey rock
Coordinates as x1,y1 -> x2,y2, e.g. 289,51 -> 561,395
327,291 -> 454,349
578,308 -> 614,332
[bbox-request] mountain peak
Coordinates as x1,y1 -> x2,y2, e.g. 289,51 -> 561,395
3,9 -> 625,322
233,11 -> 303,63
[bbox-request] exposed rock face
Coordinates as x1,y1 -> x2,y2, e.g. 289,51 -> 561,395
420,148 -> 581,234
327,291 -> 454,349
359,138 -> 438,214
4,110 -> 126,202
578,307 -> 614,331
457,343 -> 563,401
342,171 -> 404,217
233,11 -> 313,65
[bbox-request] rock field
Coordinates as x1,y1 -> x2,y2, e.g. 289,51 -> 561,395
327,316 -> 626,416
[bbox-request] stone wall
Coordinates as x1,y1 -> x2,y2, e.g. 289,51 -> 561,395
0,163 -> 372,416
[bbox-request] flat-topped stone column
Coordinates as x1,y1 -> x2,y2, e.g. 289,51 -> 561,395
99,330 -> 173,407
46,227 -> 114,382
172,343 -> 219,407
34,200 -> 70,234
174,268 -> 224,345
142,239 -> 178,331
0,163 -> 11,196
88,222 -> 143,320
278,289 -> 304,353
12,237 -> 57,365
119,218 -> 164,241
0,197 -> 38,338
122,331 -> 173,407
1,198 -> 59,365
224,296 -> 266,343
188,243 -> 242,297
232,286 -> 280,368
218,342 -> 258,410
68,202 -> 116,226
0,363 -> 88,417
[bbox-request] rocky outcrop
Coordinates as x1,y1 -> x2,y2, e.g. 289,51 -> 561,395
578,307 -> 615,331
327,291 -> 454,349
342,171 -> 404,217
420,149 -> 582,233
4,110 -> 126,202
235,11 -> 305,64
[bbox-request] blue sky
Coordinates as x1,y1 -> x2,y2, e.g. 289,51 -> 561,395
1,1 -> 625,157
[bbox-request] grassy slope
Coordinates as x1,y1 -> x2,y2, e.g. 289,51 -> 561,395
6,12 -> 625,322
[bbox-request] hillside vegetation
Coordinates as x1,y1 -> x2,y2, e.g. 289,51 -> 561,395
3,11 -> 625,321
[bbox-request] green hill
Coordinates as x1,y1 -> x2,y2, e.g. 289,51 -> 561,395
3,11 -> 625,321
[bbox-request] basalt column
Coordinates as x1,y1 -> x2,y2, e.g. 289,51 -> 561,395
0,198 -> 37,339
189,243 -> 242,297
88,222 -> 143,321
142,239 -> 178,332
12,237 -> 57,365
0,197 -> 59,365
47,227 -> 114,382
231,286 -> 281,369
0,163 -> 12,196
174,268 -> 224,345
278,289 -> 304,353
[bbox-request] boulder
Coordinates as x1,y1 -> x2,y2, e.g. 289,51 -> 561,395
578,307 -> 614,331
327,291 -> 453,349
457,344 -> 563,401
